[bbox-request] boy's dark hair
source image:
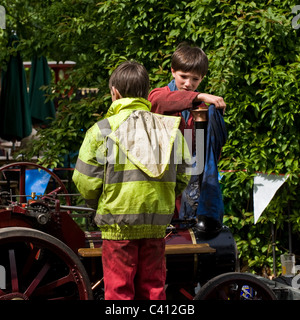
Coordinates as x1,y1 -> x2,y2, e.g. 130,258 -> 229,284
109,60 -> 149,99
171,43 -> 208,78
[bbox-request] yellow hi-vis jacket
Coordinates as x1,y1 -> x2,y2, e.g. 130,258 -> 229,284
72,97 -> 191,240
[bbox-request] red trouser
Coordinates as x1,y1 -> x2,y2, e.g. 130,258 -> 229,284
102,238 -> 166,300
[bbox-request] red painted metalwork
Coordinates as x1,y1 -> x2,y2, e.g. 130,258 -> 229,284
19,166 -> 26,204
9,249 -> 18,292
0,162 -> 71,206
0,209 -> 34,229
0,161 -> 253,301
0,227 -> 93,300
23,61 -> 76,108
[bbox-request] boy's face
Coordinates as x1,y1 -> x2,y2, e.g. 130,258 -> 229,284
171,68 -> 202,92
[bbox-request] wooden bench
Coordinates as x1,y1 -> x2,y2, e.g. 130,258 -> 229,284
78,243 -> 216,257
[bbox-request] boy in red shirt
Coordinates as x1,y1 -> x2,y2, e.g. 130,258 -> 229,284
149,44 -> 226,133
149,44 -> 226,234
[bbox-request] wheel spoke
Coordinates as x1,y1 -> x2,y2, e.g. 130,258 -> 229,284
9,249 -> 19,292
24,262 -> 50,298
45,186 -> 62,197
34,272 -> 75,297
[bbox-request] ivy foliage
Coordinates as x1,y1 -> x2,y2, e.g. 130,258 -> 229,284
1,0 -> 300,275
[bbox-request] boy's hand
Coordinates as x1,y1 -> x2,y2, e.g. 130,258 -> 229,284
196,93 -> 226,113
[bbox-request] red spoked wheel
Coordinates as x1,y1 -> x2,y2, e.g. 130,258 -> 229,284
194,272 -> 277,300
0,227 -> 93,300
0,162 -> 71,205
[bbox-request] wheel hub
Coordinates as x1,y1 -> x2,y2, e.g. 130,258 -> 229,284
0,292 -> 29,300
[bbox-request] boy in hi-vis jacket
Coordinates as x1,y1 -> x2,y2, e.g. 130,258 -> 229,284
73,61 -> 191,300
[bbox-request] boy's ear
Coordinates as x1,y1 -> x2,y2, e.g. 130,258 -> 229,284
171,67 -> 176,78
111,86 -> 122,100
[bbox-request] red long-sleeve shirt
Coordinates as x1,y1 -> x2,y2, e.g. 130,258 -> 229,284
148,86 -> 205,133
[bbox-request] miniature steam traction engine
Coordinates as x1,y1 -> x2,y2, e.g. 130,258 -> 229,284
0,162 -> 278,300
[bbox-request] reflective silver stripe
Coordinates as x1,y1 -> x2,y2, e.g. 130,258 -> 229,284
95,212 -> 172,226
75,158 -> 104,178
97,118 -> 112,137
106,164 -> 176,184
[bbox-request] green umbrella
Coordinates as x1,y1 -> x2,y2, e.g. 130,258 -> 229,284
0,35 -> 32,141
29,56 -> 55,125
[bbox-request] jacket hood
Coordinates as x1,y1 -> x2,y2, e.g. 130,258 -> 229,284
107,99 -> 181,179
105,97 -> 151,118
